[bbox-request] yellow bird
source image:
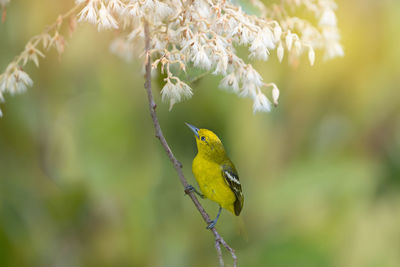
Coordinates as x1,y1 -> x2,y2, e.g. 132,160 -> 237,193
186,123 -> 244,229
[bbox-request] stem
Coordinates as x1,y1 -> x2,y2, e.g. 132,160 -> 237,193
143,20 -> 237,267
13,3 -> 83,66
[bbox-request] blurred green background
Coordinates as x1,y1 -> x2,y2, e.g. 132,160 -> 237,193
1,0 -> 400,266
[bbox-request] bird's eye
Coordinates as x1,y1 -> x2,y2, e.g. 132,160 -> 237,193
201,136 -> 206,141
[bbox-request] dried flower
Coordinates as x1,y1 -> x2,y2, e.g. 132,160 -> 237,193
219,73 -> 239,93
253,91 -> 272,113
107,0 -> 124,13
274,25 -> 282,41
319,8 -> 337,27
98,1 -> 118,31
49,32 -> 65,55
192,47 -> 212,69
308,47 -> 315,66
0,66 -> 33,96
286,31 -> 294,51
271,84 -> 280,107
110,37 -> 133,62
161,79 -> 193,110
277,42 -> 284,62
22,43 -> 45,67
0,0 -> 344,116
69,15 -> 78,36
78,0 -> 97,25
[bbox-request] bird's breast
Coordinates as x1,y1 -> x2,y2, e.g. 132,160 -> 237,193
192,156 -> 236,212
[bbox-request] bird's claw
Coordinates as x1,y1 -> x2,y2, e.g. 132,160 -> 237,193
206,220 -> 217,229
184,184 -> 195,195
184,184 -> 205,198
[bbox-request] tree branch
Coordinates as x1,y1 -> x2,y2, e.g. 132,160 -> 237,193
143,20 -> 237,267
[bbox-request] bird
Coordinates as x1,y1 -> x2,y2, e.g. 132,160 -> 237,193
185,123 -> 244,229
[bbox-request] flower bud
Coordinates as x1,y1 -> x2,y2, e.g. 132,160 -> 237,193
277,42 -> 284,62
308,47 -> 315,66
272,85 -> 280,107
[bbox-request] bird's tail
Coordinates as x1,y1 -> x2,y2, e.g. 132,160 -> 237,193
234,216 -> 248,241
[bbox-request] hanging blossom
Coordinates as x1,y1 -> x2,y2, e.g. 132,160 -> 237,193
0,0 -> 344,116
0,3 -> 79,117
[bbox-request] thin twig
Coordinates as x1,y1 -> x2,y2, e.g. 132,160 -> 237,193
12,3 -> 83,67
215,238 -> 224,267
143,20 -> 237,267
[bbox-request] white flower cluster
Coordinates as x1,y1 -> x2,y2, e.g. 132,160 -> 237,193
0,6 -> 78,116
0,0 -> 343,116
0,65 -> 32,116
94,0 -> 343,112
271,0 -> 344,63
0,33 -> 67,114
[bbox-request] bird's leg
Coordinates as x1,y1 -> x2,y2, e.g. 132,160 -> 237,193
184,184 -> 205,199
207,206 -> 222,229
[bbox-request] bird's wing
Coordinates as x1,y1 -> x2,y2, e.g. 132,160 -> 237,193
222,164 -> 244,216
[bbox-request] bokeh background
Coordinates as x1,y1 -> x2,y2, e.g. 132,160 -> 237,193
1,0 -> 400,266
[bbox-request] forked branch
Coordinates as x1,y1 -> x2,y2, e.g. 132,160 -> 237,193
143,20 -> 237,267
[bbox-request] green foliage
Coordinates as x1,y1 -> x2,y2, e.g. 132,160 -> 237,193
1,0 -> 400,266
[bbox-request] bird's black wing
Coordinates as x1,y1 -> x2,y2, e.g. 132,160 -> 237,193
221,164 -> 244,216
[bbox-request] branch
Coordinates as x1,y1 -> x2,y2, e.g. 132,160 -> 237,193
143,20 -> 237,267
10,3 -> 82,67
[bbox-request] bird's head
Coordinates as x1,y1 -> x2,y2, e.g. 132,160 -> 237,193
186,123 -> 226,160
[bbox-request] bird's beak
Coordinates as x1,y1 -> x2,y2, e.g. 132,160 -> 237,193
185,123 -> 199,138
